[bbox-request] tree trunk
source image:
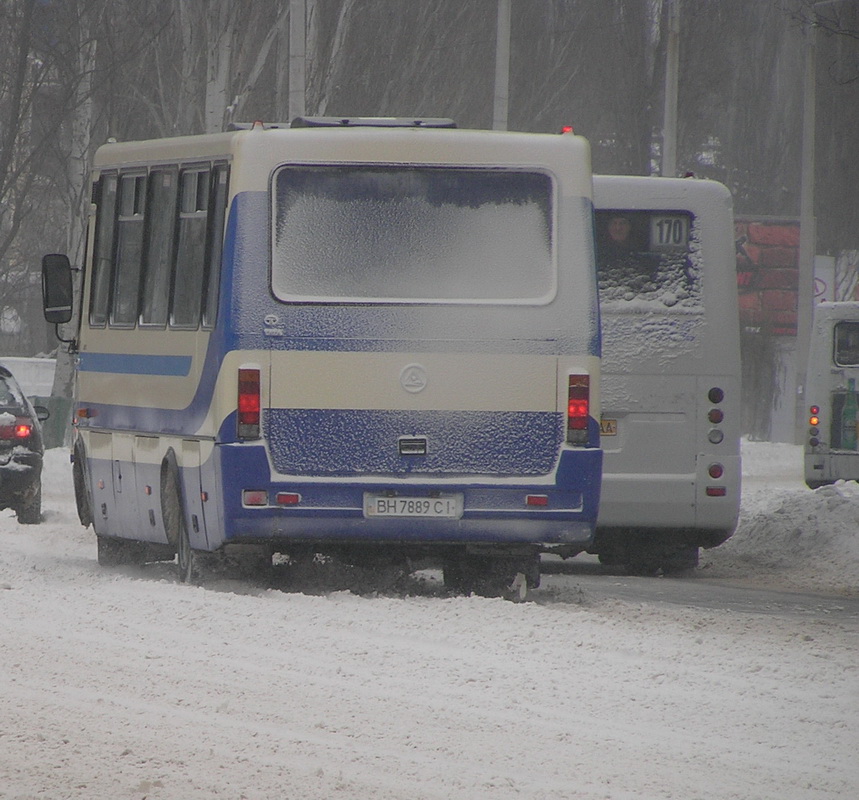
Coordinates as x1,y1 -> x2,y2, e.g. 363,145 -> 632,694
205,0 -> 235,134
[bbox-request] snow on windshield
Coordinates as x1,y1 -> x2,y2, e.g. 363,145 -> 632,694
271,165 -> 555,304
596,209 -> 705,368
595,209 -> 702,310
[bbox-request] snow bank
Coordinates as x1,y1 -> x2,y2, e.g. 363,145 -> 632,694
701,439 -> 859,595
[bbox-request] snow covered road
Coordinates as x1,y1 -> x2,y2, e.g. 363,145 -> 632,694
0,442 -> 857,800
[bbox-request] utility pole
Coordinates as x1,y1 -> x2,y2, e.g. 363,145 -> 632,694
661,0 -> 679,176
795,19 -> 817,442
289,0 -> 306,120
796,0 -> 845,441
493,0 -> 511,131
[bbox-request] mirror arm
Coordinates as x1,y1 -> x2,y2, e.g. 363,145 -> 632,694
54,324 -> 77,351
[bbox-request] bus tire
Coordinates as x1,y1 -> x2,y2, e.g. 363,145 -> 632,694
161,456 -> 203,584
72,441 -> 93,528
444,552 -> 539,600
661,545 -> 699,575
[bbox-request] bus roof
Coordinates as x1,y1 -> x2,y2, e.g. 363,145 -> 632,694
593,174 -> 732,210
92,123 -> 594,198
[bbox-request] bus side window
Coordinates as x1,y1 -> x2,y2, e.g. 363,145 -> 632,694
89,173 -> 119,327
171,167 -> 209,328
111,173 -> 147,327
140,168 -> 178,327
202,164 -> 229,328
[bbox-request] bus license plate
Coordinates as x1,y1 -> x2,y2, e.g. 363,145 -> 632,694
600,418 -> 618,436
364,494 -> 463,519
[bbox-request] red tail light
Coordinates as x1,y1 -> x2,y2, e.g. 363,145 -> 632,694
809,405 -> 820,426
0,418 -> 32,440
567,374 -> 590,445
237,368 -> 261,439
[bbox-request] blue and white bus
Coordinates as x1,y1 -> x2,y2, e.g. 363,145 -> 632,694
43,117 -> 602,596
590,175 -> 741,574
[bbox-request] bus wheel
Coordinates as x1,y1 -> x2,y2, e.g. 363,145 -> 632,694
176,520 -> 202,584
72,441 -> 93,527
161,460 -> 203,584
661,545 -> 699,575
444,552 -> 539,600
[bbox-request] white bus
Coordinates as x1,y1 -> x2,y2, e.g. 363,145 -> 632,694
804,301 -> 859,488
590,175 -> 741,573
42,117 -> 603,597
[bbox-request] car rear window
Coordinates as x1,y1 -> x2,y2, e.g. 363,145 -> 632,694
0,376 -> 26,409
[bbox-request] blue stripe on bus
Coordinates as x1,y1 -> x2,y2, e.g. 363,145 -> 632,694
265,408 -> 564,476
79,352 -> 193,376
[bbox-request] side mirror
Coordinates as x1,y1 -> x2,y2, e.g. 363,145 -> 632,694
42,253 -> 73,325
33,405 -> 50,422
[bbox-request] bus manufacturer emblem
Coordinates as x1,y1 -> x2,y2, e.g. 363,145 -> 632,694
400,363 -> 428,393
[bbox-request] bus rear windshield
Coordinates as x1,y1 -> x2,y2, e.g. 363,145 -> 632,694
595,209 -> 700,310
271,165 -> 555,304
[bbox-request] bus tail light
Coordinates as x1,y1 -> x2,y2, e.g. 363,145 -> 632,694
567,374 -> 589,445
238,368 -> 261,439
242,490 -> 267,506
809,405 -> 820,427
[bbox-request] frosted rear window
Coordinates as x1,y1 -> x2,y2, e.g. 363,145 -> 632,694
272,165 -> 555,304
595,209 -> 701,310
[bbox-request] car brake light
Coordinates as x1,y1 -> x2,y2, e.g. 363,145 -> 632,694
567,374 -> 589,445
0,418 -> 32,440
238,368 -> 261,439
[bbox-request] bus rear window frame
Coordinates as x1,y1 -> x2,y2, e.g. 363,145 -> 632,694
833,321 -> 859,367
269,162 -> 558,306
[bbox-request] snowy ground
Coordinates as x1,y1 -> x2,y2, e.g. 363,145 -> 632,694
0,440 -> 857,800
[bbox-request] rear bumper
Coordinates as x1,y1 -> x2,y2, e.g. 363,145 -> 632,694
211,443 -> 602,550
597,454 -> 740,532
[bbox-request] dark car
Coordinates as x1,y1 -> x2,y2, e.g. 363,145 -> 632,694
0,366 -> 48,524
